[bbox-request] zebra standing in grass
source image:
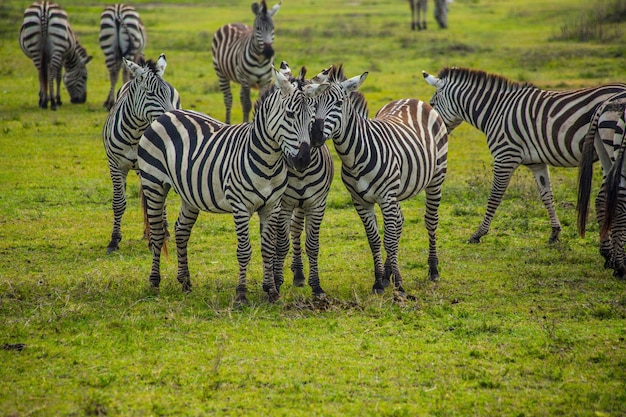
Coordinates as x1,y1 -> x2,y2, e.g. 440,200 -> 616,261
211,0 -> 281,124
137,69 -> 328,303
99,4 -> 147,110
310,65 -> 448,295
408,0 -> 449,30
423,67 -> 626,244
19,1 -> 92,110
577,92 -> 626,277
103,54 -> 180,254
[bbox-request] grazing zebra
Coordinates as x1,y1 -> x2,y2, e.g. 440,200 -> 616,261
99,4 -> 147,110
19,1 -> 92,110
310,65 -> 449,295
137,68 -> 328,303
423,67 -> 626,243
577,93 -> 626,277
211,0 -> 281,124
408,0 -> 449,30
103,54 -> 180,254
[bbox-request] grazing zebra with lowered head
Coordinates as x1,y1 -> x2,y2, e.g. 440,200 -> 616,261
423,66 -> 626,244
408,0 -> 449,30
211,0 -> 281,124
138,68 -> 328,303
99,4 -> 147,110
103,54 -> 180,254
19,1 -> 92,110
310,65 -> 449,296
577,93 -> 626,278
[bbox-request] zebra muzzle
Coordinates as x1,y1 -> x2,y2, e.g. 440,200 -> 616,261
292,141 -> 311,172
311,118 -> 326,147
262,44 -> 274,59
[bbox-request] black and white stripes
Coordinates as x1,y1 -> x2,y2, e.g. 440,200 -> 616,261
211,0 -> 281,124
19,1 -> 92,110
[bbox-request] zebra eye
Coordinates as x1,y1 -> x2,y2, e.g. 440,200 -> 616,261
285,110 -> 295,119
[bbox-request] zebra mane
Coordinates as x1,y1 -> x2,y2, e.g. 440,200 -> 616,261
438,67 -> 536,90
329,64 -> 368,114
137,57 -> 160,76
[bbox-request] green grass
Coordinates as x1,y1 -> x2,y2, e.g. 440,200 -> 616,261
1,0 -> 626,415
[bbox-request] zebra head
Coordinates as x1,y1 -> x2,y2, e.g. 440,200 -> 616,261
257,67 -> 327,172
308,65 -> 368,147
251,0 -> 280,59
63,42 -> 92,104
422,69 -> 464,132
121,54 -> 180,122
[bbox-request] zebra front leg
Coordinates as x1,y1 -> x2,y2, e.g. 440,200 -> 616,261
273,205 -> 292,292
107,165 -> 128,254
218,74 -> 233,124
104,63 -> 121,110
383,208 -> 404,286
259,205 -> 280,302
354,201 -> 385,294
240,84 -> 252,123
304,207 -> 327,297
233,210 -> 253,304
470,160 -> 517,243
143,183 -> 169,289
610,190 -> 626,279
595,184 -> 613,268
175,202 -> 200,292
380,200 -> 404,294
425,178 -> 444,281
289,208 -> 306,287
529,163 -> 562,243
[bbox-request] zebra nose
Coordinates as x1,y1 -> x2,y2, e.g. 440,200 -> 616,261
311,119 -> 326,147
293,141 -> 311,172
262,43 -> 274,59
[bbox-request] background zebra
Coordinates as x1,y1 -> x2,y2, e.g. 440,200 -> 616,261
577,92 -> 626,277
99,3 -> 147,110
408,0 -> 449,30
211,0 -> 281,124
19,1 -> 92,110
103,54 -> 180,254
311,65 -> 449,295
423,67 -> 626,244
137,69 -> 328,303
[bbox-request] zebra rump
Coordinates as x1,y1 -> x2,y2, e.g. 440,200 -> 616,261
19,1 -> 92,110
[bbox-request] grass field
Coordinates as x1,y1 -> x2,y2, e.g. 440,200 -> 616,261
1,0 -> 626,415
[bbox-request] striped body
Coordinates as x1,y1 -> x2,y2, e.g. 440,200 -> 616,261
137,73 -> 326,303
99,4 -> 147,110
578,92 -> 626,278
424,67 -> 626,243
103,55 -> 180,254
19,1 -> 92,110
312,67 -> 448,294
211,0 -> 280,124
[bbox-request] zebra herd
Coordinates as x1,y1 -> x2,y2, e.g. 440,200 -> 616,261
18,2 -> 626,302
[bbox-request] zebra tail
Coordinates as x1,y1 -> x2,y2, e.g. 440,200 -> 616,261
140,182 -> 168,258
601,142 -> 626,240
577,130 -> 597,238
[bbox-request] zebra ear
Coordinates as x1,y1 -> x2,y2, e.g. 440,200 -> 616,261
310,66 -> 332,84
423,71 -> 444,88
123,57 -> 144,78
251,2 -> 261,15
303,82 -> 330,98
273,66 -> 294,95
279,60 -> 292,79
156,54 -> 167,77
341,72 -> 368,93
268,1 -> 281,16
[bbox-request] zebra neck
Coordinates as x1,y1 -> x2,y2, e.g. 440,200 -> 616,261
250,125 -> 283,167
331,114 -> 366,170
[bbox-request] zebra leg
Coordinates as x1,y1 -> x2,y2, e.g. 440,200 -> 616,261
174,202 -> 200,292
383,208 -> 404,287
354,201 -> 386,294
107,164 -> 128,254
218,74 -> 233,124
289,208 -> 306,287
259,205 -> 281,302
48,66 -> 58,111
232,209 -> 253,304
143,181 -> 169,289
425,177 -> 444,281
470,160 -> 517,243
273,205 -> 292,292
38,64 -> 48,109
304,207 -> 327,297
240,84 -> 252,123
380,200 -> 404,294
595,184 -> 613,268
104,62 -> 121,110
528,164 -> 562,244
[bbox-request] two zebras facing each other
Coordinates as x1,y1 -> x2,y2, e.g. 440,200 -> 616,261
19,1 -> 92,110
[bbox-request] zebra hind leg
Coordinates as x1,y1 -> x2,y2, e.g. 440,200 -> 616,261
174,202 -> 200,292
354,202 -> 386,294
107,167 -> 128,254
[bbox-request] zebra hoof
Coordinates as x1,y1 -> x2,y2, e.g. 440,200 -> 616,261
613,267 -> 626,280
312,287 -> 326,298
267,290 -> 280,303
372,282 -> 385,295
468,235 -> 481,244
106,244 -> 119,254
293,270 -> 306,287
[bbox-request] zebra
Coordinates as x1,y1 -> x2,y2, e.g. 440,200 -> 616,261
577,92 -> 626,277
19,1 -> 92,110
137,68 -> 328,303
99,4 -> 147,110
408,0 -> 449,30
309,65 -> 449,295
211,0 -> 281,124
423,66 -> 626,244
103,54 -> 180,255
